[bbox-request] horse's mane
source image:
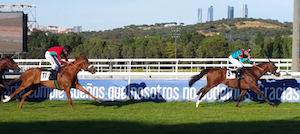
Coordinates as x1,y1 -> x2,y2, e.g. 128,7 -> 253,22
243,62 -> 268,69
0,56 -> 12,61
74,55 -> 87,61
61,55 -> 88,69
256,62 -> 266,67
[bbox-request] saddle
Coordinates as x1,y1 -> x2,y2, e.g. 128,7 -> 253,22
41,69 -> 59,81
40,69 -> 61,89
226,68 -> 246,89
226,69 -> 245,79
237,68 -> 246,79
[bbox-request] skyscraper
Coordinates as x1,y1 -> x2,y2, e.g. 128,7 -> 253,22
73,26 -> 82,33
198,8 -> 202,23
242,4 -> 248,18
228,6 -> 234,19
207,6 -> 213,22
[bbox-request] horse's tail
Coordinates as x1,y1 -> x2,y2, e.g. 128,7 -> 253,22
4,74 -> 23,86
189,69 -> 211,87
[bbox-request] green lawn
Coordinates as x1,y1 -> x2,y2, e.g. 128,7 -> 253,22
1,100 -> 300,134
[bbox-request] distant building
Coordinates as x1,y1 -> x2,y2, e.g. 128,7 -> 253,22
228,6 -> 234,19
30,25 -> 74,34
207,6 -> 213,22
198,8 -> 202,23
86,29 -> 96,32
241,4 -> 248,18
73,26 -> 82,33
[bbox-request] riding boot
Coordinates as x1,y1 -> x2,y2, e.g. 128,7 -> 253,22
237,67 -> 244,79
56,67 -> 62,77
49,69 -> 57,80
56,67 -> 61,73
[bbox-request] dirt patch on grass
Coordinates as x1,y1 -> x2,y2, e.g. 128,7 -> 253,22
235,21 -> 282,29
197,30 -> 220,36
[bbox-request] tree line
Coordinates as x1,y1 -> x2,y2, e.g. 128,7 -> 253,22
23,30 -> 292,59
81,18 -> 292,43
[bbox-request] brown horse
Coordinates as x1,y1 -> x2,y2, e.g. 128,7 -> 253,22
0,56 -> 20,100
2,56 -> 100,110
189,61 -> 280,108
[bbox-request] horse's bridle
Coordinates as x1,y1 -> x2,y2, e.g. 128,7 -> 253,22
253,63 -> 280,77
270,63 -> 280,76
253,63 -> 279,76
82,60 -> 94,71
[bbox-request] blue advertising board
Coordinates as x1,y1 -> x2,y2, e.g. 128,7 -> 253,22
6,79 -> 300,103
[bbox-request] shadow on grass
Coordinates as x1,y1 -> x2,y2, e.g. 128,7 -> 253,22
215,79 -> 300,107
1,119 -> 300,134
85,99 -> 166,108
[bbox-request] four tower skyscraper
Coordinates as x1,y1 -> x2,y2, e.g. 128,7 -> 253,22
198,4 -> 248,23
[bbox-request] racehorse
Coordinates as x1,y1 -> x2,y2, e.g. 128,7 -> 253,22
0,56 -> 20,100
189,61 -> 280,108
2,56 -> 100,110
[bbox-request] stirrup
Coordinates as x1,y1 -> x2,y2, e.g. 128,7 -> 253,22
237,75 -> 245,80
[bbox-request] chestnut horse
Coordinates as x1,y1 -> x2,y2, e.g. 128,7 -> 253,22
0,56 -> 20,100
2,56 -> 100,110
189,61 -> 280,108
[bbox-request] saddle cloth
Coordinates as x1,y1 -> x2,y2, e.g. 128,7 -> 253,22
40,71 -> 51,81
226,69 -> 236,79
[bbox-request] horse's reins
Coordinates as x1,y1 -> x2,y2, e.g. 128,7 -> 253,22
253,64 -> 264,71
59,61 -> 93,77
69,60 -> 93,70
69,63 -> 82,69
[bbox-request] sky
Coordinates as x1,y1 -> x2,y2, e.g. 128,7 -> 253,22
1,0 -> 294,31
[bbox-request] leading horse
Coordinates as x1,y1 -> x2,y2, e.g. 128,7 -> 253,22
2,56 -> 100,110
189,61 -> 280,108
0,56 -> 20,100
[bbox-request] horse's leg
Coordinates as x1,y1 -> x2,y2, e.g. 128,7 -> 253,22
64,88 -> 74,110
189,86 -> 206,101
2,82 -> 32,103
196,87 -> 210,107
251,85 -> 276,108
19,84 -> 41,109
0,88 -> 3,101
76,83 -> 101,102
195,84 -> 219,107
236,89 -> 247,107
19,90 -> 34,109
0,84 -> 20,101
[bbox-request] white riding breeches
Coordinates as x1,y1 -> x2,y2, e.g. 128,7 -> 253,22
228,55 -> 244,68
45,51 -> 61,70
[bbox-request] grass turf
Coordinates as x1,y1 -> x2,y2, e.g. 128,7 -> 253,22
1,100 -> 300,134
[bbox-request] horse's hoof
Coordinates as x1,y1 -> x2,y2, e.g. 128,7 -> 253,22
2,96 -> 11,103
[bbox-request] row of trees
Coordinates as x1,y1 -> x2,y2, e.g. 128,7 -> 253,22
23,31 -> 292,59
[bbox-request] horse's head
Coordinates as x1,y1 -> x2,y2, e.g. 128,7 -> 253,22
75,56 -> 96,74
265,60 -> 280,77
0,56 -> 20,72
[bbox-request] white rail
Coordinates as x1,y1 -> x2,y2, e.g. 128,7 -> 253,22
14,58 -> 292,73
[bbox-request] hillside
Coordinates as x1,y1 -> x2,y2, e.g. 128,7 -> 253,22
80,18 -> 293,43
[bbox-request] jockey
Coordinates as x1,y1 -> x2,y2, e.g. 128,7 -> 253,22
45,45 -> 72,80
228,46 -> 252,79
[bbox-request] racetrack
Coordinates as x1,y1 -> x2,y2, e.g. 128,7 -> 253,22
1,100 -> 300,134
